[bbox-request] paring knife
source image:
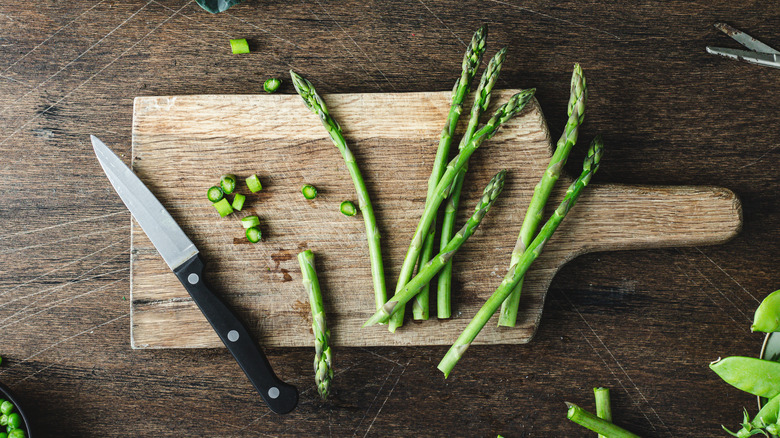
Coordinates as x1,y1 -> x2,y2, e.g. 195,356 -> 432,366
91,135 -> 298,414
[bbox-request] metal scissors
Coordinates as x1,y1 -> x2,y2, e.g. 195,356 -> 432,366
706,22 -> 780,69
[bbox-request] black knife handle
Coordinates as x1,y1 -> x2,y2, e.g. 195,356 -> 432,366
173,254 -> 298,414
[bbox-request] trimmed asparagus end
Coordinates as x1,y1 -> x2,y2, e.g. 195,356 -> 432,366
301,184 -> 318,199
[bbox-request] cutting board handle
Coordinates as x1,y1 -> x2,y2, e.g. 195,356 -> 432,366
565,184 -> 742,255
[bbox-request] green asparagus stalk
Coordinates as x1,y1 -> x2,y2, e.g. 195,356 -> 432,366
566,403 -> 640,438
437,136 -> 603,376
413,25 -> 488,322
298,250 -> 333,400
291,70 -> 387,312
388,89 -> 536,332
497,63 -> 587,327
364,170 -> 506,327
594,387 -> 612,438
437,47 -> 507,319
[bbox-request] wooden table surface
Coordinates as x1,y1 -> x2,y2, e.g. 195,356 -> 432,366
0,1 -> 777,436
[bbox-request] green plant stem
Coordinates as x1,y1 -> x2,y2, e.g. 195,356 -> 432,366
364,170 -> 506,326
565,403 -> 640,438
388,89 -> 536,332
291,70 -> 387,312
298,250 -> 332,400
594,387 -> 612,438
413,25 -> 488,322
437,136 -> 602,376
498,63 -> 587,327
437,47 -> 507,319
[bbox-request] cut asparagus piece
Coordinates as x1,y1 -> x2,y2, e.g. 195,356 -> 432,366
414,25 -> 488,322
291,70 -> 388,312
230,38 -> 249,54
301,184 -> 318,200
220,174 -> 237,194
437,47 -> 507,319
240,215 -> 260,229
298,250 -> 333,400
264,78 -> 281,93
437,136 -> 603,376
594,387 -> 612,438
364,170 -> 506,326
246,226 -> 261,243
498,63 -> 587,327
566,403 -> 640,438
213,198 -> 234,217
232,193 -> 246,211
388,89 -> 536,332
340,200 -> 357,216
245,174 -> 263,193
207,186 -> 224,203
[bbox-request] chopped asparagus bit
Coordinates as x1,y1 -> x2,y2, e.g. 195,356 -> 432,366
438,46 -> 507,319
245,174 -> 263,192
246,226 -> 261,243
220,174 -> 237,194
389,89 -> 536,332
415,24 -> 488,322
499,63 -> 587,327
240,215 -> 260,229
301,184 -> 318,199
437,136 -> 602,376
230,38 -> 250,54
232,193 -> 246,211
213,198 -> 234,217
291,70 -> 387,312
594,387 -> 612,438
264,77 -> 281,93
298,250 -> 333,400
207,186 -> 224,202
566,403 -> 640,438
340,200 -> 357,216
364,170 -> 506,327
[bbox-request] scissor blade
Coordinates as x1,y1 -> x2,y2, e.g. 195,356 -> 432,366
714,23 -> 780,55
91,135 -> 198,270
706,46 -> 780,70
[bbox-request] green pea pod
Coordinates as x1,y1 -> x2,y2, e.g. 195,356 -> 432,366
753,289 -> 780,333
753,393 -> 780,428
711,356 -> 780,398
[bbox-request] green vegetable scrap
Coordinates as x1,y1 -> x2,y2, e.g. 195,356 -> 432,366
212,198 -> 234,217
298,250 -> 333,400
196,0 -> 244,13
220,174 -> 237,194
340,200 -> 357,216
301,184 -> 318,200
566,403 -> 640,438
241,215 -> 260,229
229,38 -> 250,54
246,227 -> 262,243
206,186 -> 224,202
231,193 -> 246,211
245,174 -> 263,193
438,136 -> 602,376
264,78 -> 282,93
594,387 -> 612,438
291,70 -> 387,313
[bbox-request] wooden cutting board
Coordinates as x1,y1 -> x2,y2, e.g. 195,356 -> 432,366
129,91 -> 741,349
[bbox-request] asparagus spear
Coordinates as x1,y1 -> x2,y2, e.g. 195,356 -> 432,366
437,136 -> 603,376
388,89 -> 536,332
594,387 -> 612,438
413,25 -> 488,321
291,70 -> 387,312
298,250 -> 333,400
437,47 -> 507,319
364,170 -> 506,326
497,63 -> 587,327
566,403 -> 640,438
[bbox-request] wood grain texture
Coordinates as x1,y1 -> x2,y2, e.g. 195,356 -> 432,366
2,0 -> 780,436
130,91 -> 741,348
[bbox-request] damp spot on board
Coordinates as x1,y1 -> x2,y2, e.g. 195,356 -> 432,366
280,269 -> 292,282
292,299 -> 312,329
271,249 -> 294,269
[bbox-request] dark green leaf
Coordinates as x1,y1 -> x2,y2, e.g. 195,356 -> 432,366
195,0 -> 245,13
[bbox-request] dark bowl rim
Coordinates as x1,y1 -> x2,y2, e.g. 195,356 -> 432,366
0,380 -> 32,437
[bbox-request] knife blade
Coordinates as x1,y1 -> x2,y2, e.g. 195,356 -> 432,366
91,135 -> 298,414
